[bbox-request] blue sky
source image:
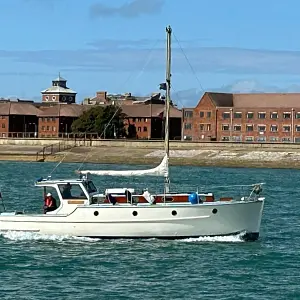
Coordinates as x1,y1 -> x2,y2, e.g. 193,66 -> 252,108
2,0 -> 300,106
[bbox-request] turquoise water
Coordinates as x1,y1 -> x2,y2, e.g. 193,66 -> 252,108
0,161 -> 299,299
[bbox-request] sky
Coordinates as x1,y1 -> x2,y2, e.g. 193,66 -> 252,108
2,0 -> 300,107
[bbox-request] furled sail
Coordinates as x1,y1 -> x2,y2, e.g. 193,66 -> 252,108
80,154 -> 168,177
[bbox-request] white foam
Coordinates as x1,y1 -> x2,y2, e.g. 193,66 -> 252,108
0,231 -> 100,242
180,233 -> 245,243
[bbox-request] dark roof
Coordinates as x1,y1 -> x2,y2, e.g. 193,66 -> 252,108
38,104 -> 87,117
205,92 -> 234,107
202,92 -> 300,109
0,102 -> 42,115
233,93 -> 300,108
121,104 -> 182,118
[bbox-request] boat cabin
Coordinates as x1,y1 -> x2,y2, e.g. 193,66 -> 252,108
35,176 -> 99,214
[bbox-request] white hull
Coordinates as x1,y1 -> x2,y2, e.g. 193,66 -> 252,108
0,199 -> 264,241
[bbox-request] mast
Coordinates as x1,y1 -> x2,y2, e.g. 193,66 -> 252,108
164,25 -> 172,193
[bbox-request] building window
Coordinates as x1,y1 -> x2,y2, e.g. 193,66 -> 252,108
283,112 -> 291,119
184,111 -> 193,118
233,125 -> 241,131
144,118 -> 147,122
270,112 -> 278,119
246,124 -> 254,131
247,112 -> 254,119
234,112 -> 242,119
258,112 -> 266,119
143,127 -> 147,132
222,112 -> 230,119
45,96 -> 49,101
282,137 -> 291,142
232,136 -> 242,142
270,125 -> 278,132
46,126 -> 50,131
257,136 -> 266,142
296,125 -> 300,132
222,124 -> 230,131
137,118 -> 142,122
52,96 -> 56,101
42,126 -> 45,131
283,125 -> 291,132
53,126 -> 56,131
199,111 -> 204,118
221,136 -> 230,141
47,117 -> 51,122
258,125 -> 266,132
132,118 -> 136,122
138,127 -> 141,132
184,123 -> 192,130
52,117 -> 56,122
207,111 -> 211,118
2,124 -> 5,129
270,137 -> 279,142
245,136 -> 254,142
207,124 -> 211,131
296,112 -> 300,119
199,124 -> 204,131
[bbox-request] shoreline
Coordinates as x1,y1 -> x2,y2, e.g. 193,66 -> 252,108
1,145 -> 300,169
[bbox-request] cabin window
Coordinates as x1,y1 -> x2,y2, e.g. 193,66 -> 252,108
83,181 -> 97,193
58,183 -> 87,200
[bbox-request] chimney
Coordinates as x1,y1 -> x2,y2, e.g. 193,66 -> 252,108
96,91 -> 107,99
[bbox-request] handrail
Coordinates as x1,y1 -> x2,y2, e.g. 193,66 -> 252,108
36,140 -> 75,162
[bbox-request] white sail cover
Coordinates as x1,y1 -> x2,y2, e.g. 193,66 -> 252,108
80,154 -> 169,177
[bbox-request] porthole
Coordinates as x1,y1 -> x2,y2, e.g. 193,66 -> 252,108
52,96 -> 56,101
94,211 -> 99,216
212,208 -> 218,214
172,210 -> 177,216
132,211 -> 138,216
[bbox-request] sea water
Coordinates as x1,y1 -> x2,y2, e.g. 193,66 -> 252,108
0,161 -> 299,299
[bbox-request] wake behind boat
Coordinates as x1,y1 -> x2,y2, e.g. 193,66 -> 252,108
0,26 -> 265,241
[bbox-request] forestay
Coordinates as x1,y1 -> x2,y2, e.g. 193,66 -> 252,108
80,154 -> 168,177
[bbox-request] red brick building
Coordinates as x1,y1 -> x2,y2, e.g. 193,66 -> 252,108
38,104 -> 86,137
122,104 -> 182,139
0,100 -> 41,137
41,75 -> 76,104
182,92 -> 300,143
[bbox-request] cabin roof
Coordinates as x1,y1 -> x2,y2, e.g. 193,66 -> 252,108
35,177 -> 88,186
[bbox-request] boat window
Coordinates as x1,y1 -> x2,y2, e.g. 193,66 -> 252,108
83,181 -> 97,193
58,183 -> 88,200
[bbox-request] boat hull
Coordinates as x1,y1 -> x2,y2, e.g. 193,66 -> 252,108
0,199 -> 264,241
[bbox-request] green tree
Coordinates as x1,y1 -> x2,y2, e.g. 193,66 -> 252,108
71,105 -> 126,138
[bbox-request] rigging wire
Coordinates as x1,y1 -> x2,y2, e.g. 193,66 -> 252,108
172,33 -> 207,94
172,32 -> 217,107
